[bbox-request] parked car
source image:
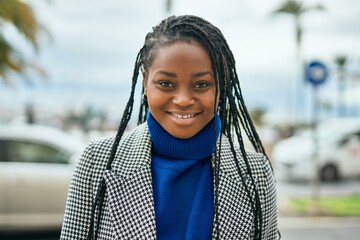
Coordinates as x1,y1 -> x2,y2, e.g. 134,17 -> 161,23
272,118 -> 360,182
0,124 -> 85,231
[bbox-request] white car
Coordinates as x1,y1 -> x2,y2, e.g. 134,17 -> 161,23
0,124 -> 85,231
272,118 -> 360,182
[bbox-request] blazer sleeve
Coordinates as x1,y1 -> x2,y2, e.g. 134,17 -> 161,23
60,142 -> 95,240
260,156 -> 279,240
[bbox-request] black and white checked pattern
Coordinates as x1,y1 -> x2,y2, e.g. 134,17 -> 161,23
212,136 -> 278,239
60,123 -> 278,239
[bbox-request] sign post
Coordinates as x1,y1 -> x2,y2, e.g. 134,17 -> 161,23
305,60 -> 329,215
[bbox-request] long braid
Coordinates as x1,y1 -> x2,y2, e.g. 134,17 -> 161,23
222,43 -> 265,238
87,15 -> 273,240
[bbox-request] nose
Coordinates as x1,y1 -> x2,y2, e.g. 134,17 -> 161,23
173,88 -> 195,107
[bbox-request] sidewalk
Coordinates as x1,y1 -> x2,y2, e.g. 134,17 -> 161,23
278,216 -> 360,240
279,216 -> 360,229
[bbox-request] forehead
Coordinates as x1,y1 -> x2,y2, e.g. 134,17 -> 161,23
149,41 -> 211,69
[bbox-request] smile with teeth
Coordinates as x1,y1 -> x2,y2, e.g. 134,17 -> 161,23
172,113 -> 196,119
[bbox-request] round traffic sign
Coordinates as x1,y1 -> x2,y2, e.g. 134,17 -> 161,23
305,61 -> 329,86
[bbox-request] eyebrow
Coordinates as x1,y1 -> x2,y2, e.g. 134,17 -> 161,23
156,71 -> 176,78
192,71 -> 213,78
155,70 -> 213,78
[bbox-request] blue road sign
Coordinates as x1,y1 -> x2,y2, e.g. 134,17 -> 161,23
305,61 -> 329,86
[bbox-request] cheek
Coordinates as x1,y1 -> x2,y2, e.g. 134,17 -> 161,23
206,97 -> 216,108
147,91 -> 166,109
199,98 -> 216,117
204,90 -> 217,109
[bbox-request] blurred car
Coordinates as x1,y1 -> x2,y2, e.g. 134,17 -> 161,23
272,118 -> 360,182
0,124 -> 85,231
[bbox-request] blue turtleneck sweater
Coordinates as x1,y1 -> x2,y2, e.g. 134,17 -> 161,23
147,112 -> 221,240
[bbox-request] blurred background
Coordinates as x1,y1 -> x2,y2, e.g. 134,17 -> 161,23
0,0 -> 359,239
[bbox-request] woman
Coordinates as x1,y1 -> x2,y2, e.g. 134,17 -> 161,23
60,15 -> 278,240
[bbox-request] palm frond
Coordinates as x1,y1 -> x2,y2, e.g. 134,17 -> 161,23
0,34 -> 47,86
0,35 -> 23,71
0,0 -> 48,85
273,0 -> 325,16
335,55 -> 347,68
0,0 -> 40,50
273,0 -> 303,16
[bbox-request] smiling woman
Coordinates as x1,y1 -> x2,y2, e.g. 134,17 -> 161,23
60,15 -> 279,240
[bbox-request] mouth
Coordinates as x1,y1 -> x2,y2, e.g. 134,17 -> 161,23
171,113 -> 198,119
171,112 -> 198,119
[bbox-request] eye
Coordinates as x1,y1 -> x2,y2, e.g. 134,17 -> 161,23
158,81 -> 175,88
194,82 -> 211,89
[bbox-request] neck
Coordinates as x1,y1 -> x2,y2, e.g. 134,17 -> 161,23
147,112 -> 221,159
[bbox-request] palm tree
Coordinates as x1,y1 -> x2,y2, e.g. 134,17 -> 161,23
273,0 -> 324,124
0,0 -> 46,85
165,0 -> 173,14
334,55 -> 347,116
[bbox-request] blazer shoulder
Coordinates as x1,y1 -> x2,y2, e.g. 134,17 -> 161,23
219,135 -> 270,176
87,122 -> 148,160
90,136 -> 115,154
240,149 -> 273,182
72,123 -> 151,194
97,123 -> 152,177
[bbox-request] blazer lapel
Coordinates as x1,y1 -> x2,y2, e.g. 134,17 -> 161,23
212,136 -> 257,239
104,169 -> 156,239
103,124 -> 156,239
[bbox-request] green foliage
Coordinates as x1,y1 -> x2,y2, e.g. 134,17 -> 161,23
273,0 -> 324,16
249,107 -> 266,126
335,55 -> 347,69
273,0 -> 304,16
0,0 -> 46,85
290,194 -> 360,216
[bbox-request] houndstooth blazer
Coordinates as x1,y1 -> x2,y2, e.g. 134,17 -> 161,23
60,123 -> 278,239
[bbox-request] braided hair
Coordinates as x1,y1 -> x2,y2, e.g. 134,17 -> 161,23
87,15 -> 271,240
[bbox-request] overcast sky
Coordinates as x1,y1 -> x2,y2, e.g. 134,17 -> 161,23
1,0 -> 359,123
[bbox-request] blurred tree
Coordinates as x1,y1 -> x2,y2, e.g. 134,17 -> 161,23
25,101 -> 35,124
249,107 -> 266,127
165,0 -> 173,14
78,106 -> 94,134
273,0 -> 324,50
273,0 -> 324,124
334,54 -> 347,116
318,99 -> 332,116
63,106 -> 108,133
0,0 -> 47,85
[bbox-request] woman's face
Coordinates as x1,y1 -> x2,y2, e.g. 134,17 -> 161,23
143,41 -> 216,139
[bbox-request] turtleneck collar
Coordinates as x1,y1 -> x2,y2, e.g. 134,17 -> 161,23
147,111 -> 221,160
